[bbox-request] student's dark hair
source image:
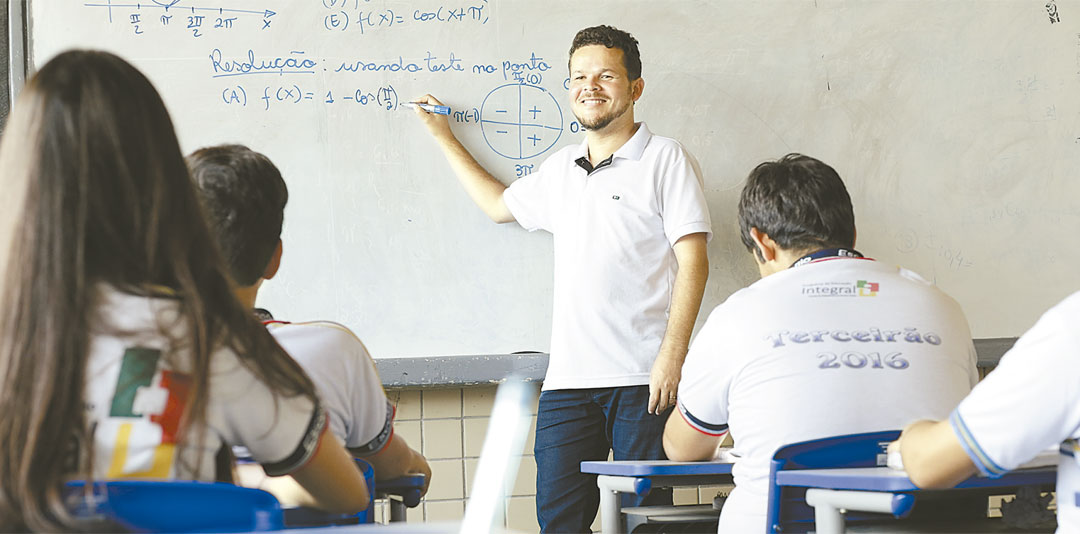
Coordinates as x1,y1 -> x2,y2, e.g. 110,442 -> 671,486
738,153 -> 856,261
569,25 -> 642,80
0,50 -> 317,531
187,145 -> 288,287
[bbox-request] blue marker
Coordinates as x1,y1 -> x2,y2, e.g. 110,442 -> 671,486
402,102 -> 451,115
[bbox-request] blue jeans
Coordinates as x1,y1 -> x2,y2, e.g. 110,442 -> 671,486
534,386 -> 673,533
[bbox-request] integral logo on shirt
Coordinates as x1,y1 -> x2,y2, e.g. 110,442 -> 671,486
857,280 -> 879,296
802,280 -> 879,297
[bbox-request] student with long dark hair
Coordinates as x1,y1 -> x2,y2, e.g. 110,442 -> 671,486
0,50 -> 369,531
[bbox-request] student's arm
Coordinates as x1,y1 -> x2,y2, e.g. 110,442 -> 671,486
412,94 -> 514,224
893,419 -> 977,489
240,431 -> 370,513
649,232 -> 709,414
663,408 -> 726,461
223,354 -> 369,513
351,434 -> 432,496
290,431 -> 370,512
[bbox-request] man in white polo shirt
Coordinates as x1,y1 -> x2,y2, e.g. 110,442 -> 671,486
187,144 -> 431,492
894,290 -> 1080,532
413,25 -> 711,532
663,154 -> 978,533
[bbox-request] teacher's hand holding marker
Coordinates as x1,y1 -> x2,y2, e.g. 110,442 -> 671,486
406,95 -> 453,148
401,101 -> 450,115
409,94 -> 454,138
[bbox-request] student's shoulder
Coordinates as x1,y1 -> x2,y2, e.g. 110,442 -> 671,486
266,320 -> 370,355
1049,289 -> 1080,316
882,263 -> 968,306
1021,290 -> 1080,343
689,288 -> 767,372
892,264 -> 933,286
700,284 -> 764,331
207,343 -> 274,400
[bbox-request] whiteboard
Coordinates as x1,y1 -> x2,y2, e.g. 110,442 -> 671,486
27,0 -> 1080,357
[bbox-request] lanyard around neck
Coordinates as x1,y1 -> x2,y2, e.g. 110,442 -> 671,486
790,248 -> 864,268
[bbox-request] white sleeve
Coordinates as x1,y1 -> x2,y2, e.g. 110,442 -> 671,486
950,295 -> 1080,477
658,145 -> 712,245
342,337 -> 394,455
676,305 -> 734,436
211,351 -> 325,477
502,157 -> 558,233
271,323 -> 393,454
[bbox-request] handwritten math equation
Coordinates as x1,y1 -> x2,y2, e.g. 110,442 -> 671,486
208,48 -> 553,87
219,82 -> 402,111
320,0 -> 490,35
206,47 -> 575,168
219,79 -> 558,173
79,3 -> 569,169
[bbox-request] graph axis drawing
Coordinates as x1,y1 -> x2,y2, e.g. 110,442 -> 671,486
480,83 -> 563,161
83,0 -> 273,24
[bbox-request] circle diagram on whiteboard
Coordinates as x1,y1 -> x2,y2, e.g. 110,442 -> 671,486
480,84 -> 564,161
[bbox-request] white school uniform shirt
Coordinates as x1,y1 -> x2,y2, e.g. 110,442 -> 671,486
950,290 -> 1080,533
502,122 -> 712,391
84,285 -> 325,481
677,256 -> 978,533
264,317 -> 394,455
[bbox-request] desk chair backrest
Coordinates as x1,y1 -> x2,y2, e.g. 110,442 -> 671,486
765,430 -> 901,533
65,480 -> 284,532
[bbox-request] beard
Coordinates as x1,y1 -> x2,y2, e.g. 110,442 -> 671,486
575,99 -> 633,131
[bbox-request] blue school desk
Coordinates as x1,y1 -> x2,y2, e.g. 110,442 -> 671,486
775,465 -> 1057,534
579,459 -> 735,534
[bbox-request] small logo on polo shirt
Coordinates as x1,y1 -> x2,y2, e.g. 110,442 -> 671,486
857,280 -> 879,297
612,195 -> 620,200
802,280 -> 879,297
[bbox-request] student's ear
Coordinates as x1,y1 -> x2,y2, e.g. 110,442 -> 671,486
632,78 -> 645,102
263,240 -> 283,280
749,228 -> 777,264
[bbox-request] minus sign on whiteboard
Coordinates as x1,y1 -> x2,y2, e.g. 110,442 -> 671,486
496,130 -> 508,134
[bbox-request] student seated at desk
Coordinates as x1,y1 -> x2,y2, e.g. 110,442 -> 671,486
187,144 -> 430,496
0,51 -> 369,531
662,154 -> 979,533
894,290 -> 1080,532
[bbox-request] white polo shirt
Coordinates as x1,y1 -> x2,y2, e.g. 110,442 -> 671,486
951,290 -> 1080,533
265,318 -> 395,456
677,256 -> 978,533
503,123 -> 712,391
85,285 -> 325,482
